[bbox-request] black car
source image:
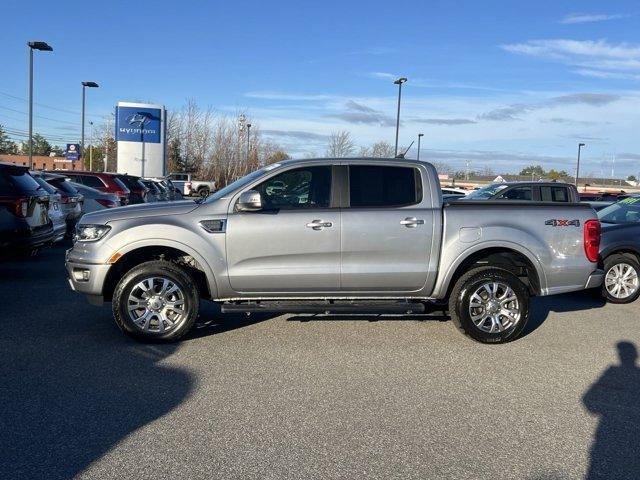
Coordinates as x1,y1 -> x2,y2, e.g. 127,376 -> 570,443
597,196 -> 640,303
0,162 -> 53,252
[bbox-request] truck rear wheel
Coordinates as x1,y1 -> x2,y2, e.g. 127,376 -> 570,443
112,260 -> 199,342
448,266 -> 530,344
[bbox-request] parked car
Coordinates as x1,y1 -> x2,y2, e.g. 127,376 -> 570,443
461,182 -> 580,202
597,196 -> 640,303
141,180 -> 165,202
60,171 -> 131,206
43,174 -> 83,237
169,172 -> 215,197
441,187 -> 469,197
110,174 -> 149,204
66,158 -> 603,345
30,171 -> 67,242
579,192 -> 620,211
147,177 -> 182,201
0,162 -> 53,252
70,182 -> 121,214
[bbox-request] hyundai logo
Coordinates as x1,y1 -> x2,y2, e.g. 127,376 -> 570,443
127,113 -> 150,127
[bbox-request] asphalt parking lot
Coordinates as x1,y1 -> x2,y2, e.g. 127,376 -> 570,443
1,243 -> 639,480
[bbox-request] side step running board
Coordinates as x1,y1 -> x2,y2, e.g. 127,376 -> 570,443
221,300 -> 426,315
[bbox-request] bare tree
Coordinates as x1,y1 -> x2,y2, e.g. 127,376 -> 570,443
360,140 -> 394,158
326,131 -> 355,158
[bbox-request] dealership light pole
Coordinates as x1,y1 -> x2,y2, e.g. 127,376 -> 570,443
246,123 -> 251,164
417,133 -> 424,161
27,41 -> 53,169
393,77 -> 407,157
575,142 -> 585,186
81,81 -> 99,163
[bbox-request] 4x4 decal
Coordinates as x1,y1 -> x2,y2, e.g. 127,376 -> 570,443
545,219 -> 580,227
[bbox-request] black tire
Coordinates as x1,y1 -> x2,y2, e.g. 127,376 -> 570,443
448,266 -> 530,344
197,187 -> 210,198
601,254 -> 640,304
112,260 -> 199,342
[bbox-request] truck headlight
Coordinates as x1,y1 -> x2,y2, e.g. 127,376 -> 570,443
75,224 -> 111,242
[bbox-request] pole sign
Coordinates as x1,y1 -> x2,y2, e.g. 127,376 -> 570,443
116,106 -> 161,143
115,102 -> 167,177
65,143 -> 80,161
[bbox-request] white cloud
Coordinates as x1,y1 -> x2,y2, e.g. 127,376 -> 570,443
502,39 -> 640,79
559,13 -> 628,24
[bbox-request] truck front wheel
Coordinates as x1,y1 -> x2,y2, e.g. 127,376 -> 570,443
448,266 -> 530,344
112,260 -> 199,342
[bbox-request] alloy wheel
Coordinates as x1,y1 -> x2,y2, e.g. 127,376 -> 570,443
468,282 -> 521,333
605,263 -> 639,300
127,276 -> 186,333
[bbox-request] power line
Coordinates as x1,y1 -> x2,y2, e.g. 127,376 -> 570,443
0,105 -> 80,126
0,90 -> 105,119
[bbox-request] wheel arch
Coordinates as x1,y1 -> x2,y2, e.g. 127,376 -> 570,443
102,240 -> 218,302
435,243 -> 544,299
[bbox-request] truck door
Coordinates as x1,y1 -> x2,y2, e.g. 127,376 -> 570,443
226,165 -> 341,293
340,164 -> 435,291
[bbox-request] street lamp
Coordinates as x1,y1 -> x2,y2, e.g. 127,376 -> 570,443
81,81 -> 99,163
393,77 -> 407,157
246,123 -> 251,164
575,143 -> 585,186
417,133 -> 424,161
27,41 -> 53,169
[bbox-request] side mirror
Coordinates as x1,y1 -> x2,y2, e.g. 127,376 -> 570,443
237,190 -> 262,212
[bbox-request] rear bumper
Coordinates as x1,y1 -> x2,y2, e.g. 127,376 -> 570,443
0,224 -> 54,250
585,269 -> 605,289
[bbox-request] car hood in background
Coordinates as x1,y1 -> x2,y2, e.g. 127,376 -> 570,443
81,200 -> 200,224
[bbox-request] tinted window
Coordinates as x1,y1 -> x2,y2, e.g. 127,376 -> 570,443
48,178 -> 79,195
81,175 -> 106,188
541,186 -> 569,202
497,186 -> 532,201
598,198 -> 640,224
349,165 -> 421,208
113,177 -> 130,193
33,177 -> 57,194
0,168 -> 41,194
255,166 -> 331,209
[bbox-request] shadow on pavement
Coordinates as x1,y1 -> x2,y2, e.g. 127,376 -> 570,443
582,341 -> 640,479
522,290 -> 606,337
0,244 -> 194,480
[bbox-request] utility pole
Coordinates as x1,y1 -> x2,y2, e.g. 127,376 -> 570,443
393,77 -> 407,156
89,121 -> 94,171
575,143 -> 585,186
246,123 -> 251,164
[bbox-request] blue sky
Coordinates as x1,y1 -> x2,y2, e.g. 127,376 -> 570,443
1,0 -> 639,176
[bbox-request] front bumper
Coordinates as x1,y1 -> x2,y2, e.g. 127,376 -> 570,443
585,269 -> 605,289
65,249 -> 112,296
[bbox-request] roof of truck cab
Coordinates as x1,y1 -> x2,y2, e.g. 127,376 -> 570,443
277,157 -> 433,167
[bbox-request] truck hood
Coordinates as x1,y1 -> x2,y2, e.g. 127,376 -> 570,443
81,200 -> 200,225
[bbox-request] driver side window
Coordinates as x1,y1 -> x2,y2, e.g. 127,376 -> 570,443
255,166 -> 332,210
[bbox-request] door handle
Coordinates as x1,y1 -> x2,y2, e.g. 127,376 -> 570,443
306,220 -> 333,230
400,217 -> 425,228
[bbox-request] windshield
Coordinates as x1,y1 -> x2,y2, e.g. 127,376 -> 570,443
464,184 -> 508,200
205,167 -> 272,203
598,197 -> 640,224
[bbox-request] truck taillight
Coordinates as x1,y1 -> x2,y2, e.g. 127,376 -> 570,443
584,219 -> 601,263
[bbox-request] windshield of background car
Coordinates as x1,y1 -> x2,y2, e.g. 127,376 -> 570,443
205,167 -> 272,203
465,184 -> 508,200
598,197 -> 640,224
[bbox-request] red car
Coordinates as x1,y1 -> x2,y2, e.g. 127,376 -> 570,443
57,171 -> 131,205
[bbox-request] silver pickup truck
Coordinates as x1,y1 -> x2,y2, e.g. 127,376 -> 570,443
65,158 -> 604,344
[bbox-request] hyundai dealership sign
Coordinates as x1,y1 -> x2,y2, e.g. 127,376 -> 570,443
115,102 -> 167,177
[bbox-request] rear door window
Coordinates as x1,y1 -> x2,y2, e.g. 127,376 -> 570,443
496,186 -> 532,201
348,165 -> 422,207
540,186 -> 569,202
81,175 -> 107,189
